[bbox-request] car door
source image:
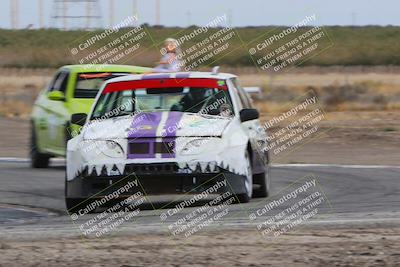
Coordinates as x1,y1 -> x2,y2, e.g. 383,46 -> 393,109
34,71 -> 62,153
230,78 -> 268,172
44,70 -> 70,154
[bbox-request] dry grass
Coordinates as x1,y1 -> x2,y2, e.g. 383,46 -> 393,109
0,69 -> 50,117
0,67 -> 400,117
242,72 -> 400,113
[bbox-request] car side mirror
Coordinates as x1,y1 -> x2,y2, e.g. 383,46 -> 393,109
71,113 -> 87,126
240,108 -> 259,122
47,91 -> 65,101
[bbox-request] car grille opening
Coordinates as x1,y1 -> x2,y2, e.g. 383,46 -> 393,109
124,163 -> 179,174
155,141 -> 174,154
129,142 -> 150,154
128,139 -> 175,156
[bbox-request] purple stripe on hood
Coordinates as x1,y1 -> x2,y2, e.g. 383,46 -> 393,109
161,111 -> 183,137
128,112 -> 163,138
127,111 -> 184,159
162,112 -> 183,158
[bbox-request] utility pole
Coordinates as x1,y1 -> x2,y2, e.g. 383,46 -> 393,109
155,0 -> 160,25
10,0 -> 19,29
86,1 -> 90,29
133,0 -> 138,16
132,0 -> 138,26
62,0 -> 67,30
351,12 -> 357,26
38,0 -> 44,28
186,11 -> 191,26
228,9 -> 232,27
109,0 -> 114,27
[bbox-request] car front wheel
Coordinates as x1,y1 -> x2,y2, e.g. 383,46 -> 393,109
253,171 -> 270,198
236,150 -> 253,203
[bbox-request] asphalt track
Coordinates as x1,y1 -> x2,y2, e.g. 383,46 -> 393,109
0,158 -> 399,240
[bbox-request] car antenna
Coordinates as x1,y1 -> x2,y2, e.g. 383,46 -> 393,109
211,66 -> 220,75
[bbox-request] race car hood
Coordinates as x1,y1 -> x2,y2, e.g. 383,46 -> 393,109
83,111 -> 232,139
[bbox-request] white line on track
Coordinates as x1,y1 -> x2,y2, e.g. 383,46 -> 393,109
0,157 -> 31,162
1,157 -> 399,169
273,163 -> 400,169
0,157 -> 64,163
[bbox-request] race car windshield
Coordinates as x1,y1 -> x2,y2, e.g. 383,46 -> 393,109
91,87 -> 234,120
74,72 -> 129,98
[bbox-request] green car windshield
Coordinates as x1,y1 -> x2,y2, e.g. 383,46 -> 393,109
75,73 -> 130,98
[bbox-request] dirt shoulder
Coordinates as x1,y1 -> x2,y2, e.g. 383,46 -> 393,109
1,110 -> 398,165
0,226 -> 399,266
270,110 -> 400,165
0,117 -> 30,158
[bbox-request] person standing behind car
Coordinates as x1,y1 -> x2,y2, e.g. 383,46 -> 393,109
154,38 -> 183,72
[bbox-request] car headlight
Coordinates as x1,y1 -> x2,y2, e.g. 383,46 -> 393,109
95,140 -> 125,158
180,138 -> 211,155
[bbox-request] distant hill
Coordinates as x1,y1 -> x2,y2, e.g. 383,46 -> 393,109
1,26 -> 400,68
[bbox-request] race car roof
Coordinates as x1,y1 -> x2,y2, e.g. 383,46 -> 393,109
101,72 -> 237,94
59,64 -> 151,73
103,71 -> 236,85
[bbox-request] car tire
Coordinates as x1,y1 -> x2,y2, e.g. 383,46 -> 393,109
253,171 -> 270,198
66,197 -> 103,214
236,150 -> 252,203
65,198 -> 80,214
64,173 -> 89,214
236,192 -> 250,203
30,125 -> 50,168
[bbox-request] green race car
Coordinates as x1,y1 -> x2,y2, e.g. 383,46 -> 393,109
30,64 -> 150,168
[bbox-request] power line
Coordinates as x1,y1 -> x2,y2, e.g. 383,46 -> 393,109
50,0 -> 103,30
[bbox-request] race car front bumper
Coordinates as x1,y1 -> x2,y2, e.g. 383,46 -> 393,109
65,162 -> 247,199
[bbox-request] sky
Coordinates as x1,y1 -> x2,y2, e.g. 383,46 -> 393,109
1,0 -> 400,29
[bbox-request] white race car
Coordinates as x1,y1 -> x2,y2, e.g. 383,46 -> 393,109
65,71 -> 270,212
